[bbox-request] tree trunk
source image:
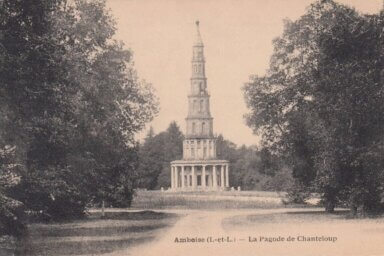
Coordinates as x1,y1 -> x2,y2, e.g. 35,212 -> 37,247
102,200 -> 105,217
325,200 -> 335,213
324,191 -> 336,213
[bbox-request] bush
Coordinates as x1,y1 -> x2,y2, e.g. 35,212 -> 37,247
286,182 -> 312,204
0,195 -> 25,237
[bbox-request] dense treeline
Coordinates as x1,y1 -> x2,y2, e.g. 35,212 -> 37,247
0,0 -> 158,236
217,137 -> 293,191
244,0 -> 384,216
137,122 -> 184,190
137,122 -> 292,191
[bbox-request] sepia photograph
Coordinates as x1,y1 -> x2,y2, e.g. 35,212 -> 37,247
1,0 -> 384,255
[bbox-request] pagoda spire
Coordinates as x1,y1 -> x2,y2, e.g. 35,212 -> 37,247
170,21 -> 230,192
186,21 -> 212,140
191,20 -> 206,91
194,20 -> 204,46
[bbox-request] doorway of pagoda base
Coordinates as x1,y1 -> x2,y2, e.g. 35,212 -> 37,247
170,163 -> 229,191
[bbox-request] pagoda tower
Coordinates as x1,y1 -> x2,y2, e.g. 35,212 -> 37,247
170,21 -> 229,191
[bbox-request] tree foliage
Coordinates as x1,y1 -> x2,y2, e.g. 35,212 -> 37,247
0,0 -> 158,229
137,126 -> 291,191
0,145 -> 25,237
137,122 -> 184,189
217,136 -> 292,191
244,0 -> 384,214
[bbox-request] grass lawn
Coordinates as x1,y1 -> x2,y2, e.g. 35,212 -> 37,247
222,209 -> 353,229
131,190 -> 289,209
221,209 -> 384,256
3,210 -> 179,256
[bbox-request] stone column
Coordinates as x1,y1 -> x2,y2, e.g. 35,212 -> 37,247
225,164 -> 229,187
175,166 -> 178,188
173,166 -> 177,188
220,165 -> 225,189
181,165 -> 185,189
213,165 -> 217,189
187,172 -> 190,188
202,165 -> 206,188
171,166 -> 174,189
191,165 -> 196,188
210,145 -> 213,158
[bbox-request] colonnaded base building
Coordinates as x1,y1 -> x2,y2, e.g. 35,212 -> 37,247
170,21 -> 229,191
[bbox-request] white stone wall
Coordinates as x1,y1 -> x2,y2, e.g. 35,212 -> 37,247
183,138 -> 217,160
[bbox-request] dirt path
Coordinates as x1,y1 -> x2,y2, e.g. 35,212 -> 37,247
103,207 -> 384,256
106,208 -> 365,256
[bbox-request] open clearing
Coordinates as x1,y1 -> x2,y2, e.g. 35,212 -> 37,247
106,208 -> 384,256
3,191 -> 384,256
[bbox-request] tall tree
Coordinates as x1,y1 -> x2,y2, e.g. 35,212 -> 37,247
244,0 -> 384,214
0,0 -> 158,221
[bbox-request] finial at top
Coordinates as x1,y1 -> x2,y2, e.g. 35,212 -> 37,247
194,20 -> 203,46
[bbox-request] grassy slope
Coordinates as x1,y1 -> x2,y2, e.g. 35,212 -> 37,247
131,190 -> 288,209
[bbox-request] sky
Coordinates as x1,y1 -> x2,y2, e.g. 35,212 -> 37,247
106,0 -> 382,146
